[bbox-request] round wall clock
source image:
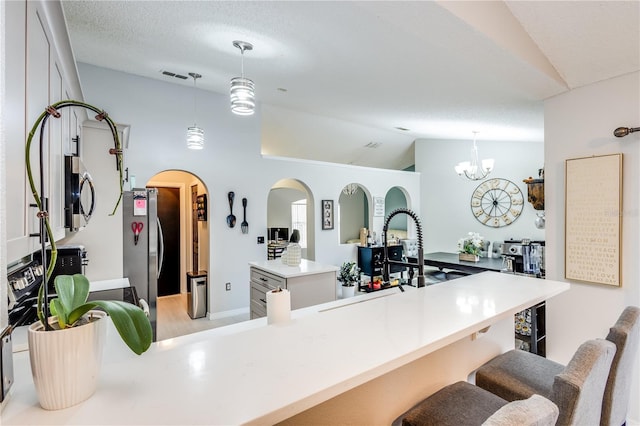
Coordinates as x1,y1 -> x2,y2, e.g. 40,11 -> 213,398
470,178 -> 524,227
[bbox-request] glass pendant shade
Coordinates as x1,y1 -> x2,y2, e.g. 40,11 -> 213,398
231,40 -> 255,116
187,126 -> 204,150
187,72 -> 204,150
230,77 -> 255,116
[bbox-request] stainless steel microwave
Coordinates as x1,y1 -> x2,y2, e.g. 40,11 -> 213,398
64,155 -> 95,231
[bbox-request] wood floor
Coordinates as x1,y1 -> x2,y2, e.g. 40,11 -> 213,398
156,293 -> 249,341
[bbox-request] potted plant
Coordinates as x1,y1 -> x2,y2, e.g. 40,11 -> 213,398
29,274 -> 152,410
338,261 -> 361,298
457,232 -> 484,262
25,101 -> 152,410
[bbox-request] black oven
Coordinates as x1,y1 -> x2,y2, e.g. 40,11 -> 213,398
64,155 -> 96,231
7,259 -> 45,327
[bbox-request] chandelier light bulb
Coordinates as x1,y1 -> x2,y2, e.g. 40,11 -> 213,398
454,131 -> 494,181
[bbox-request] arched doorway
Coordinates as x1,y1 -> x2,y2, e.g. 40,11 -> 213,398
267,178 -> 315,260
147,170 -> 210,340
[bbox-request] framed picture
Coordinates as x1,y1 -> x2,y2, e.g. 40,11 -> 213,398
373,197 -> 385,217
322,200 -> 334,230
565,153 -> 622,286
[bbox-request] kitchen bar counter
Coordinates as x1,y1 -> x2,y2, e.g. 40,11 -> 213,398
2,272 -> 568,425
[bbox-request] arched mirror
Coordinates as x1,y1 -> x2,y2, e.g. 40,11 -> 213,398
384,186 -> 408,244
339,183 -> 369,244
267,179 -> 315,260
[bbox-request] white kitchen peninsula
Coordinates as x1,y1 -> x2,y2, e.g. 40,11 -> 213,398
2,272 -> 569,425
249,259 -> 338,319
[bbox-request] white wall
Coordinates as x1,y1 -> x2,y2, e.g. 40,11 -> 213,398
76,64 -> 420,316
544,71 -> 640,423
416,138 -> 544,252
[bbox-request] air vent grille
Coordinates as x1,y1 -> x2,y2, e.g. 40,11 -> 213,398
161,70 -> 188,80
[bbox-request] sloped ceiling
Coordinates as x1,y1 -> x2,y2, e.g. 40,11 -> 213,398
61,1 -> 640,170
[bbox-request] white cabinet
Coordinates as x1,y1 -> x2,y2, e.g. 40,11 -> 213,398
5,0 -> 83,264
249,260 -> 337,319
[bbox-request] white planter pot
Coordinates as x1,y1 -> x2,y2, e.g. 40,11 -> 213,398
342,285 -> 356,298
28,310 -> 107,410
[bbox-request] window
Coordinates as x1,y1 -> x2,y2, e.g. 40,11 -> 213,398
291,199 -> 307,248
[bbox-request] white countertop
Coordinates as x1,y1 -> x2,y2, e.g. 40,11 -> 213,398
249,258 -> 338,278
2,272 -> 569,425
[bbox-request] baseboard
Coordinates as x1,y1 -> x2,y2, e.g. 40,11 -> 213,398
208,307 -> 249,320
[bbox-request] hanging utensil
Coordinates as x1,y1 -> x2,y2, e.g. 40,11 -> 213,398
226,191 -> 236,228
241,198 -> 248,234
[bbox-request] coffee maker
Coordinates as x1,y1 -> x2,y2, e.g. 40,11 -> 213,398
501,239 -> 545,277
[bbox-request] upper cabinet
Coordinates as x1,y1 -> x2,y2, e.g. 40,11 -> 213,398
6,0 -> 83,264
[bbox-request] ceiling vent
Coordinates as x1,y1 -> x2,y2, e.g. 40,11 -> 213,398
364,142 -> 382,149
161,70 -> 188,80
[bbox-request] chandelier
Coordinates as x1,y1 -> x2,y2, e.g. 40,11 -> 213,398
186,72 -> 204,149
230,40 -> 255,116
454,131 -> 494,181
342,183 -> 359,196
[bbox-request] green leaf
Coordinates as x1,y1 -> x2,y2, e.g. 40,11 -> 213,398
50,299 -> 67,328
88,300 -> 153,355
54,274 -> 90,313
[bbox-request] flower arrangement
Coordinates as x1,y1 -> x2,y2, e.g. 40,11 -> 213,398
338,261 -> 361,287
457,232 -> 485,256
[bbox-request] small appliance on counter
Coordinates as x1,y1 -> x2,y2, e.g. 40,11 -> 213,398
501,239 -> 545,278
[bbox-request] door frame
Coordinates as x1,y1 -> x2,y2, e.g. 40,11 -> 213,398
147,180 -> 187,293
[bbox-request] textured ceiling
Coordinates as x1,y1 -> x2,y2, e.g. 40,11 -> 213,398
61,1 -> 640,170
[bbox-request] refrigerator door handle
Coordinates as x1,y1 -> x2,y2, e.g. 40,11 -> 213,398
157,217 -> 165,278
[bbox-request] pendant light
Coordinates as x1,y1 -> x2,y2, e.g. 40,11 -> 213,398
187,72 -> 204,150
230,40 -> 255,116
454,131 -> 494,181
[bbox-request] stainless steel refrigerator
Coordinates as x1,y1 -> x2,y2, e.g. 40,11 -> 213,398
123,188 -> 163,341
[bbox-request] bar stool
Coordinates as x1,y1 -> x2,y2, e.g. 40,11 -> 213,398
476,339 -> 616,425
476,306 -> 639,426
392,381 -> 558,426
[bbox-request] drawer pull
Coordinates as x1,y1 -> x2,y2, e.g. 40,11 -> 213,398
260,298 -> 267,304
260,277 -> 268,282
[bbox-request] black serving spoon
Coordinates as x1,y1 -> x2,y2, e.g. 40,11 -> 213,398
227,191 -> 236,228
241,198 -> 248,234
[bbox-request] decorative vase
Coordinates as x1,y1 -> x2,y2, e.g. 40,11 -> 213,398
459,252 -> 480,262
286,242 -> 301,265
342,284 -> 356,298
28,310 -> 107,410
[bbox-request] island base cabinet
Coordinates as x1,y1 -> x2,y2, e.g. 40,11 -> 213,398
250,266 -> 336,319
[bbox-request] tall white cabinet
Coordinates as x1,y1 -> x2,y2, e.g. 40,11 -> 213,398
5,0 -> 83,265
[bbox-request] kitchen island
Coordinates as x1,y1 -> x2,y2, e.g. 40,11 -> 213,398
2,272 -> 568,425
248,259 -> 338,319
